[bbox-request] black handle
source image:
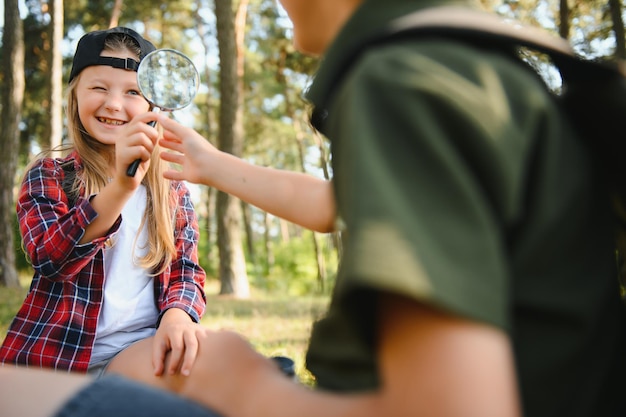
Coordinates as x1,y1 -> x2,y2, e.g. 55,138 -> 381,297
126,159 -> 141,177
126,119 -> 158,177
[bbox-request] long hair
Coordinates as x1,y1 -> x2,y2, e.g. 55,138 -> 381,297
62,33 -> 176,274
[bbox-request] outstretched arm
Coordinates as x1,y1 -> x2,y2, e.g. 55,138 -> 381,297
157,114 -> 336,233
0,365 -> 222,417
0,366 -> 91,417
139,295 -> 522,417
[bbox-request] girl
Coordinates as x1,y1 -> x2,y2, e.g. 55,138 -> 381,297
0,27 -> 206,378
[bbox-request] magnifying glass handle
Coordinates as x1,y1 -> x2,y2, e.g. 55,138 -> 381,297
126,111 -> 159,177
126,159 -> 141,177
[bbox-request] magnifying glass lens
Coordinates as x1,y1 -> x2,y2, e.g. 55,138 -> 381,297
126,49 -> 200,177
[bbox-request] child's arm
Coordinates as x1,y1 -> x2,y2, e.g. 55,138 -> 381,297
114,294 -> 520,417
158,114 -> 336,233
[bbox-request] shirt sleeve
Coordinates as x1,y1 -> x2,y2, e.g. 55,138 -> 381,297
17,158 -> 120,281
327,41 -> 543,330
156,181 -> 206,323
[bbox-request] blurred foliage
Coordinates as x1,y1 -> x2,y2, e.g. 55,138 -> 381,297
246,230 -> 338,296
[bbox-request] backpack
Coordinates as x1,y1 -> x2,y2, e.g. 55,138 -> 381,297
323,6 -> 626,297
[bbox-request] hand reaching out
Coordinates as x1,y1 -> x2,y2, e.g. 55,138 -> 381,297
157,114 -> 222,186
156,113 -> 336,233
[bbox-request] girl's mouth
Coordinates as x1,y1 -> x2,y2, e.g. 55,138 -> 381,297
97,117 -> 125,126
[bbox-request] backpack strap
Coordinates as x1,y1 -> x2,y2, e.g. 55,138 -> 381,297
389,7 -> 572,54
383,6 -> 621,82
314,6 -> 620,112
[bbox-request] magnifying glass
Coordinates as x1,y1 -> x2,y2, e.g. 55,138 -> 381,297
126,48 -> 200,177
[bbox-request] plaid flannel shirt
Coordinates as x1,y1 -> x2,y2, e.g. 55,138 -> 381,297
0,152 -> 206,372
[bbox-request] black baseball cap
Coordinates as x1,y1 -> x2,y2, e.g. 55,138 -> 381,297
69,27 -> 156,82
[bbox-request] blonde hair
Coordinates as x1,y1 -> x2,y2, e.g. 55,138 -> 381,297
62,33 -> 176,274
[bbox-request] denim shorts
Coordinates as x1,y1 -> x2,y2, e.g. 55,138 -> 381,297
52,375 -> 223,417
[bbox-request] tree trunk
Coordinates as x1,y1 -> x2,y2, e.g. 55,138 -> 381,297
608,0 -> 626,59
194,2 -> 218,276
0,0 -> 25,288
558,0 -> 570,39
263,211 -> 274,274
49,0 -> 64,150
241,200 -> 255,262
109,0 -> 123,28
215,0 -> 250,297
203,186 -> 217,275
313,130 -> 343,260
291,119 -> 326,291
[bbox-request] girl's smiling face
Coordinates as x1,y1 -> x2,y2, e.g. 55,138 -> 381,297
75,49 -> 150,145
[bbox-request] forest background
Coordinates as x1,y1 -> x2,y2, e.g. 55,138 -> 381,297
0,0 -> 624,298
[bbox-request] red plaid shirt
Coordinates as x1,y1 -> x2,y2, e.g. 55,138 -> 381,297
0,152 -> 206,372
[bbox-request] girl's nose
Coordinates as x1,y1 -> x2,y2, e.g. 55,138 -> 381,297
104,93 -> 123,111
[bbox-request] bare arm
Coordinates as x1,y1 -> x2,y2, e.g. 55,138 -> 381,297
0,366 -> 92,417
158,114 -> 336,233
165,295 -> 521,417
373,295 -> 521,417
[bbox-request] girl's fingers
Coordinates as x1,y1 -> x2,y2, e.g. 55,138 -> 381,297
152,338 -> 168,376
165,343 -> 184,376
180,333 -> 200,376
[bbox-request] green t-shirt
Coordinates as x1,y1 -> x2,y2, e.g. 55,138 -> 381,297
305,1 -> 626,416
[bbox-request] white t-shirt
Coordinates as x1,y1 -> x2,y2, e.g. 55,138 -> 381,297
90,185 -> 159,365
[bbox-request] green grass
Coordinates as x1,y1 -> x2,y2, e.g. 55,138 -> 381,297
0,278 -> 329,385
0,284 -> 28,341
200,290 -> 329,384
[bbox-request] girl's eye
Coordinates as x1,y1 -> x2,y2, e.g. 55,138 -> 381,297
92,86 -> 107,91
128,90 -> 141,96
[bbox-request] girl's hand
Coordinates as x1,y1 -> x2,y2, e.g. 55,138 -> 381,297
152,308 -> 204,377
114,112 -> 160,184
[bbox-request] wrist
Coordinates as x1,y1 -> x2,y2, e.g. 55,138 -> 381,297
159,307 -> 193,326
